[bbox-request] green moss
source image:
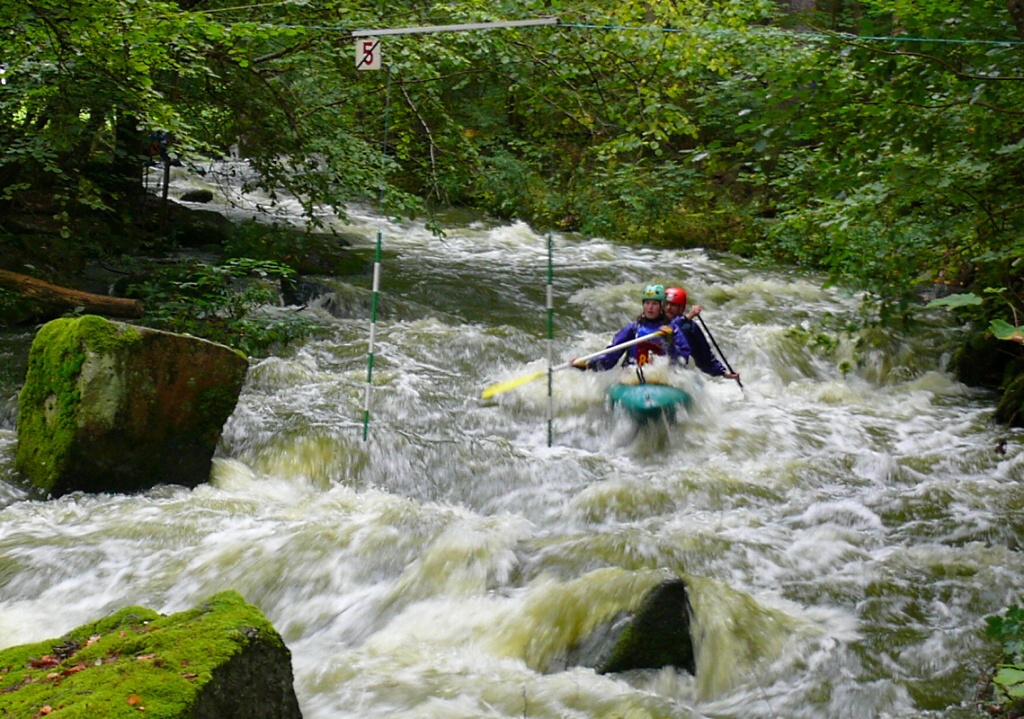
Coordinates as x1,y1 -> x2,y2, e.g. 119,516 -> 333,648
195,385 -> 239,427
0,591 -> 282,719
14,316 -> 142,493
599,580 -> 696,675
996,373 -> 1024,426
15,321 -> 89,490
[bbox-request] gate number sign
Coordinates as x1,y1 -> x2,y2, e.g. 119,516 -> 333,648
356,38 -> 381,70
352,18 -> 558,71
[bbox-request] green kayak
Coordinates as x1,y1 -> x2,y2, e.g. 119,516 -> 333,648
607,383 -> 692,424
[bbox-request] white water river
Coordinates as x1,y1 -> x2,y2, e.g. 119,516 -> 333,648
2,168 -> 1023,718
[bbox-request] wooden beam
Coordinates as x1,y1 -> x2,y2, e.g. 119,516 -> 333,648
0,270 -> 144,320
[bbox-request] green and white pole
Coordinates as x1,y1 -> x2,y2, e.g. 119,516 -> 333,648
362,230 -> 383,441
546,233 -> 554,447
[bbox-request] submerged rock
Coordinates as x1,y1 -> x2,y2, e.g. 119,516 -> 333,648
0,590 -> 302,719
15,315 -> 248,496
180,189 -> 215,203
549,578 -> 696,676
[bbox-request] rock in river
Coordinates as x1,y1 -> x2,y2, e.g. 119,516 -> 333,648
15,315 -> 248,497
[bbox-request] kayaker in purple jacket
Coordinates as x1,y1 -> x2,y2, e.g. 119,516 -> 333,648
664,286 -> 741,382
571,284 -> 692,373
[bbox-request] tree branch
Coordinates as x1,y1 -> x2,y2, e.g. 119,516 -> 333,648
397,80 -> 442,203
0,270 -> 144,320
817,28 -> 1024,82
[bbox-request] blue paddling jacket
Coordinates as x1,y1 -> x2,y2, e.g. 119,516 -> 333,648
673,317 -> 729,377
587,316 -> 692,370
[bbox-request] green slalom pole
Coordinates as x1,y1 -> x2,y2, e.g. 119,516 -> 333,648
362,229 -> 383,441
546,233 -> 554,447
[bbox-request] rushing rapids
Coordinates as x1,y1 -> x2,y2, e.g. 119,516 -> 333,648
1,167 -> 1023,718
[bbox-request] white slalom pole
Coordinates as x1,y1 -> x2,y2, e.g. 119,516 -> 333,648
362,230 -> 383,441
546,233 -> 554,447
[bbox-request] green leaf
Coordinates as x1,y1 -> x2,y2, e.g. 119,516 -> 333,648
994,666 -> 1024,687
926,293 -> 982,310
991,319 -> 1024,344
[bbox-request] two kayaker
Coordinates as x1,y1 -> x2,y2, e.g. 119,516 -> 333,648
570,284 -> 691,375
663,286 -> 740,382
572,283 -> 740,382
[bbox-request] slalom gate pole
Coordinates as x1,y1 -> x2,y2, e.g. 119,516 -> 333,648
546,233 -> 555,447
362,230 -> 383,441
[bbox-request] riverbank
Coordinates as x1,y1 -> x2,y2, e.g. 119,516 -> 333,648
0,190 -> 372,356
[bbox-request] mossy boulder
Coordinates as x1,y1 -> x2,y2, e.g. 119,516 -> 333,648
0,590 -> 302,719
996,373 -> 1024,426
15,315 -> 248,497
558,579 -> 696,675
953,331 -> 1021,390
952,330 -> 1024,427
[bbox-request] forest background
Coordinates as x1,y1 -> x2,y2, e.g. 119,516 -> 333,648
2,0 -> 1024,406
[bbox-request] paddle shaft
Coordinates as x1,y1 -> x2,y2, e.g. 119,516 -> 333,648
695,315 -> 743,389
481,329 -> 668,399
560,328 -> 668,370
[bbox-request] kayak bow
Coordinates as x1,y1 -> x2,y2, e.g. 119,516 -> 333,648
607,383 -> 691,424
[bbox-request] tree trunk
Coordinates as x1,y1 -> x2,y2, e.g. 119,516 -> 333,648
1008,0 -> 1024,40
0,270 -> 143,321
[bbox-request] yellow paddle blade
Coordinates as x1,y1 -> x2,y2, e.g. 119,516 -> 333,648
480,370 -> 545,399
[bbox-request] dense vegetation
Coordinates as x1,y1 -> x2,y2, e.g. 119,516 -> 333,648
2,0 -> 1024,342
987,600 -> 1024,715
3,1 -> 1022,291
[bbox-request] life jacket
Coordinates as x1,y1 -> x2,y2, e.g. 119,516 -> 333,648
633,339 -> 663,366
626,317 -> 670,367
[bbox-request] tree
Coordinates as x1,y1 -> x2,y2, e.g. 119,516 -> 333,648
712,0 -> 1024,311
7,0 -> 1022,325
0,0 -> 422,228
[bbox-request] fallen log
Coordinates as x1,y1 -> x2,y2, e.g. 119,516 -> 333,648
0,269 -> 143,320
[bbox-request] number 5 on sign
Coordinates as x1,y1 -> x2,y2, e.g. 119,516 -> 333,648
356,38 -> 381,70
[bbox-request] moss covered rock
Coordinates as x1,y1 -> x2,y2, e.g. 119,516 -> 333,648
15,315 -> 248,496
0,590 -> 302,719
996,373 -> 1024,427
953,331 -> 1021,390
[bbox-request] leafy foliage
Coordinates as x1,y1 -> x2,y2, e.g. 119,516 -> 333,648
986,601 -> 1024,706
991,318 -> 1024,344
718,1 -> 1024,319
4,0 -> 1024,335
927,293 -> 983,310
125,258 -> 323,356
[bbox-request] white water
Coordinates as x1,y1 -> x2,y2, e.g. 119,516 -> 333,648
2,166 -> 1023,718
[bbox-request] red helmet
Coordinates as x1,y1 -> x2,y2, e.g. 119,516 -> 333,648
665,287 -> 687,307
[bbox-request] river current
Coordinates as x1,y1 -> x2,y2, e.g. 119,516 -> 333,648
2,166 -> 1023,718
